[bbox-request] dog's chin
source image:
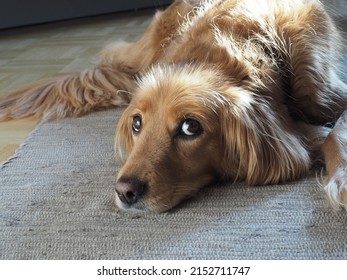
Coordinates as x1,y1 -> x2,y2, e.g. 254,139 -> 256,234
114,193 -> 169,213
114,195 -> 148,212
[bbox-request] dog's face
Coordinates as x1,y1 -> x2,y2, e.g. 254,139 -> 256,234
114,65 -> 310,212
114,66 -> 226,212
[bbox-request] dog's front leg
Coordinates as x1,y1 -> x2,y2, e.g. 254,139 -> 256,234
323,110 -> 347,210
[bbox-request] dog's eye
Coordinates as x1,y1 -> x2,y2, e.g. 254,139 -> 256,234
132,115 -> 142,133
180,118 -> 203,137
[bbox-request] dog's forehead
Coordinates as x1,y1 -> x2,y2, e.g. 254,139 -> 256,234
133,65 -> 222,109
136,65 -> 216,96
134,85 -> 210,114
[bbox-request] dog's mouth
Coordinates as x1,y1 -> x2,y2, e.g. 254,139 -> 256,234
114,193 -> 151,212
114,179 -> 178,213
114,191 -> 173,213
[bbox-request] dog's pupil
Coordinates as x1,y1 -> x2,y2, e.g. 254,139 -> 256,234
186,120 -> 198,132
182,119 -> 201,136
132,116 -> 142,132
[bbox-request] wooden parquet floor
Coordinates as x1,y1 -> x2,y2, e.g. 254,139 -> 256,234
0,9 -> 154,163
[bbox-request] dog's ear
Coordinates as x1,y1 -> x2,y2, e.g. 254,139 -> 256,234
219,87 -> 311,185
115,107 -> 134,163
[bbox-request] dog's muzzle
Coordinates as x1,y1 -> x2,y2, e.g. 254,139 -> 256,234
115,176 -> 147,207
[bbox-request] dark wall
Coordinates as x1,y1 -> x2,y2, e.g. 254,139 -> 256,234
0,0 -> 172,29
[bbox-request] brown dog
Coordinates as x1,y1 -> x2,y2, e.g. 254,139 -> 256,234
1,0 -> 347,212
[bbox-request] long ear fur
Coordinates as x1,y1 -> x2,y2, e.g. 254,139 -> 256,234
220,87 -> 311,185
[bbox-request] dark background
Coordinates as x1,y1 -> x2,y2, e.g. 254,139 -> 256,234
0,0 -> 173,29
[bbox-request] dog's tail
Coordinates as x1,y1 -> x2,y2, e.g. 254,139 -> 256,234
0,62 -> 134,121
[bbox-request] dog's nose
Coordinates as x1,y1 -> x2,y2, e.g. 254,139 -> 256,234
115,177 -> 146,205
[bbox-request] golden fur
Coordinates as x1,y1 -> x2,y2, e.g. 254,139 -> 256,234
1,0 -> 347,212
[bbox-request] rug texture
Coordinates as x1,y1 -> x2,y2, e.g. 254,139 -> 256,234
1,59 -> 347,260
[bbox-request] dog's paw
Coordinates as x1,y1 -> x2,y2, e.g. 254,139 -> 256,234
324,168 -> 347,210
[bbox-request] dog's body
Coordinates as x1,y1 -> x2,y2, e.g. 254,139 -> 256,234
1,0 -> 347,212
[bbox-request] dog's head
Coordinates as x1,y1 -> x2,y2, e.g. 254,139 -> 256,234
114,64 -> 309,212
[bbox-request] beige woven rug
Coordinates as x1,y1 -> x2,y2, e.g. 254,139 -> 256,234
1,105 -> 347,259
